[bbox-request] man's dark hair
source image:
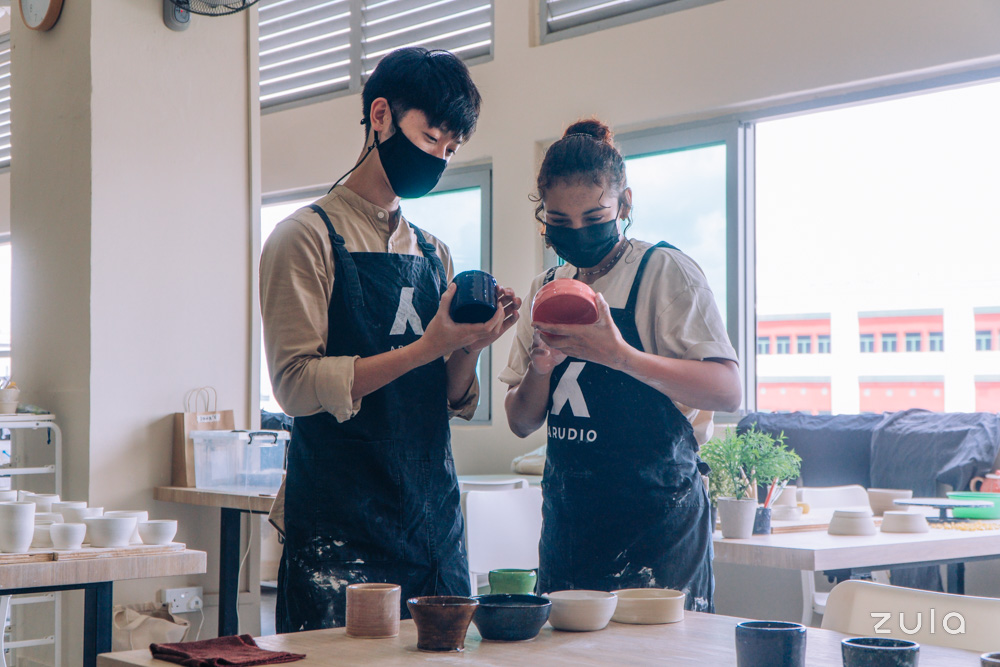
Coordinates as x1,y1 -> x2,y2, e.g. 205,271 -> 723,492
362,47 -> 481,142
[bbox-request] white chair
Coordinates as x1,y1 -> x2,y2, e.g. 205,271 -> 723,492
796,485 -> 884,624
458,475 -> 531,492
461,486 -> 543,594
822,579 -> 1000,653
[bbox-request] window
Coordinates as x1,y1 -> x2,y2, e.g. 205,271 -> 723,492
540,0 -> 720,43
0,35 -> 10,169
259,0 -> 494,110
817,335 -> 831,354
929,332 -> 944,352
775,336 -> 790,355
259,166 -> 493,422
796,336 -> 811,354
881,333 -> 897,353
757,337 -> 769,355
860,334 -> 874,353
0,236 -> 9,378
977,331 -> 993,352
905,332 -> 921,352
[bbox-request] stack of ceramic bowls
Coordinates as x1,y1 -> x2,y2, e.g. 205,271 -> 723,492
827,509 -> 878,536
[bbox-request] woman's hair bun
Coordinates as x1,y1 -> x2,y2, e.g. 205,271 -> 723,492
563,118 -> 614,147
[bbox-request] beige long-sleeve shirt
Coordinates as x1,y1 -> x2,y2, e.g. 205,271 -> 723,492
259,184 -> 479,422
500,239 -> 738,445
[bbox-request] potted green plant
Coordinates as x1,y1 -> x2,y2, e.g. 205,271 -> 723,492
701,427 -> 802,538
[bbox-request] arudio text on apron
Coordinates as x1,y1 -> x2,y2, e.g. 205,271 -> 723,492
277,204 -> 470,632
538,242 -> 715,612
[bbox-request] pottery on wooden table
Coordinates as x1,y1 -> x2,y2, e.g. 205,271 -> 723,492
346,583 -> 401,639
867,488 -> 914,517
971,472 -> 1000,494
406,596 -> 479,652
717,497 -> 757,539
488,569 -> 537,595
879,511 -> 929,534
471,594 -> 551,641
103,510 -> 148,544
772,485 -> 798,507
610,589 -> 685,625
50,523 -> 87,550
981,651 -> 1000,666
771,505 -> 803,521
0,501 -> 36,553
841,637 -> 919,667
827,509 -> 878,536
138,520 -> 178,546
84,516 -> 137,548
736,621 -> 807,667
544,590 -> 617,632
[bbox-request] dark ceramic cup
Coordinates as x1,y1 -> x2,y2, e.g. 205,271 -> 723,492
406,596 -> 479,652
735,621 -> 807,667
753,506 -> 772,535
450,270 -> 498,324
982,651 -> 1000,666
842,637 -> 919,667
471,594 -> 551,641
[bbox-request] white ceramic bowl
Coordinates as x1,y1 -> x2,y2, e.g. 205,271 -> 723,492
610,589 -> 685,624
771,505 -> 803,521
85,516 -> 137,548
50,523 -> 87,550
0,491 -> 18,503
545,590 -> 618,632
63,507 -> 103,542
880,510 -> 929,534
52,501 -> 87,517
138,520 -> 177,545
34,512 -> 64,524
23,493 -> 60,512
867,488 -> 913,516
103,511 -> 148,544
31,523 -> 53,549
827,509 -> 878,536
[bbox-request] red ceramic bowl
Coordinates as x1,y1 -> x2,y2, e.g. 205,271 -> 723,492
531,279 -> 599,326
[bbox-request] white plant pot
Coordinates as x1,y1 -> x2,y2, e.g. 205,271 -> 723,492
0,502 -> 37,553
717,497 -> 758,539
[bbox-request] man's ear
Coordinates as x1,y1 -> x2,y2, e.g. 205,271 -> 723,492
369,98 -> 393,138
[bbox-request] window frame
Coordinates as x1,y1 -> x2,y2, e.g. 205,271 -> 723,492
538,0 -> 722,45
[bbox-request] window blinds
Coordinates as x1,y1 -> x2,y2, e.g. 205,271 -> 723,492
259,0 -> 492,110
0,35 -> 11,169
543,0 -> 682,35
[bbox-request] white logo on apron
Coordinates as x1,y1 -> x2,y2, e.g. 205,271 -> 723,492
551,362 -> 590,418
389,287 -> 424,336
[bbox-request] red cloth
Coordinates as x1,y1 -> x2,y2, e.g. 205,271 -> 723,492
150,634 -> 305,667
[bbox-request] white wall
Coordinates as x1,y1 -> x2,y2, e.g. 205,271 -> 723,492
261,0 -> 1000,474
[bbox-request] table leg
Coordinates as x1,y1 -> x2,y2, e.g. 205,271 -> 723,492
947,562 -> 965,595
219,507 -> 242,637
83,582 -> 112,667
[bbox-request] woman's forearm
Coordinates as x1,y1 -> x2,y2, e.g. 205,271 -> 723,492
615,348 -> 742,412
504,367 -> 553,438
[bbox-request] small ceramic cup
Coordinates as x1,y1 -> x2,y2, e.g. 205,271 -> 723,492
23,493 -> 59,512
449,270 -> 498,324
34,512 -> 64,524
406,596 -> 479,652
137,520 -> 178,545
31,523 -> 53,549
50,523 -> 87,550
346,583 -> 401,638
981,651 -> 1000,666
52,501 -> 87,517
0,502 -> 36,553
0,491 -> 18,503
103,510 -> 148,544
842,637 -> 919,667
735,621 -> 807,667
488,569 -> 537,595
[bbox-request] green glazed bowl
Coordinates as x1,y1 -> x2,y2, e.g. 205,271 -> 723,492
947,491 -> 1000,519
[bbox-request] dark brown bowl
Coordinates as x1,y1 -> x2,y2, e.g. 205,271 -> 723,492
406,596 -> 479,652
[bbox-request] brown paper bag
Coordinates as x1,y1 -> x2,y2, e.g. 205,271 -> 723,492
112,602 -> 190,651
172,387 -> 235,487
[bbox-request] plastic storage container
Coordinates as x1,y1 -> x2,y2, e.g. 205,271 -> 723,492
192,429 -> 290,494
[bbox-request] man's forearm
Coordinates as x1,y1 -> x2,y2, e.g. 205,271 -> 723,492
351,338 -> 442,401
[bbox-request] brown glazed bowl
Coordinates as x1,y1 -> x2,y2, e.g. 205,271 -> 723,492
406,596 -> 479,652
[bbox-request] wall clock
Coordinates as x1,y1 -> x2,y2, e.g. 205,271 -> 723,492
20,0 -> 65,31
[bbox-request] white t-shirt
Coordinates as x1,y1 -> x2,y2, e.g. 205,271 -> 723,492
499,239 -> 738,445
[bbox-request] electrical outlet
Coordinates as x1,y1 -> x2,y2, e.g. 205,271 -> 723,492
160,586 -> 204,613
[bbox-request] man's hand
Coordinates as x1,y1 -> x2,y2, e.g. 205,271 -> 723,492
420,284 -> 521,358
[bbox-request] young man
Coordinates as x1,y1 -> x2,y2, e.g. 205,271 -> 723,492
260,48 -> 519,632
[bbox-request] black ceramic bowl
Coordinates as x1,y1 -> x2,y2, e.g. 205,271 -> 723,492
471,594 -> 551,641
842,637 -> 920,667
450,270 -> 498,324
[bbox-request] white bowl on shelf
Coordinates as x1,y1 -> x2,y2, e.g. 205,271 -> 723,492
34,512 -> 64,524
84,516 -> 137,548
545,590 -> 618,632
31,523 -> 53,549
880,510 -> 929,534
827,509 -> 878,536
22,493 -> 60,512
138,520 -> 177,546
50,523 -> 86,550
103,511 -> 148,544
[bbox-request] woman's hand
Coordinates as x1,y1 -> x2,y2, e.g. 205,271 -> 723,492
529,329 -> 567,375
534,294 -> 631,370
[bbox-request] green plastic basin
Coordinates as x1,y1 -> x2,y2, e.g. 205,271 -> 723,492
947,491 -> 1000,519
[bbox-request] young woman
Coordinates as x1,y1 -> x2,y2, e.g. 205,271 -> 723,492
501,120 -> 741,611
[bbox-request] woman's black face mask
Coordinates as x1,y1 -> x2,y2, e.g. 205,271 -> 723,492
376,121 -> 448,199
545,215 -> 621,268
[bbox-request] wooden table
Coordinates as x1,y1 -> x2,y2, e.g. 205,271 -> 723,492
2,548 -> 205,667
154,486 -> 274,637
96,611 -> 978,666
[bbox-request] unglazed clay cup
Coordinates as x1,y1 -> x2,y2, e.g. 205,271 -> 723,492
22,493 -> 59,512
611,588 -> 685,624
52,501 -> 87,518
0,491 -> 18,503
346,583 -> 401,638
867,488 -> 913,516
488,569 -> 537,595
406,596 -> 479,652
545,590 -> 618,632
85,516 -> 137,548
103,510 -> 148,544
0,502 -> 36,553
31,523 -> 53,548
34,512 -> 64,524
50,523 -> 86,550
138,520 -> 178,545
62,507 -> 102,542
